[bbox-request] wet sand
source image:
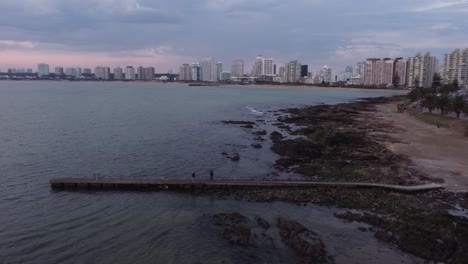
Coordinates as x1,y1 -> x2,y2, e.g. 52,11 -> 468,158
373,101 -> 468,192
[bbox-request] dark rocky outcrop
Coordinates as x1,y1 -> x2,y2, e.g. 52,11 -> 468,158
277,218 -> 333,264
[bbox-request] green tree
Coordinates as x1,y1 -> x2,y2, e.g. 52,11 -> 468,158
451,95 -> 466,119
422,94 -> 436,113
437,94 -> 450,115
408,89 -> 419,102
452,79 -> 459,89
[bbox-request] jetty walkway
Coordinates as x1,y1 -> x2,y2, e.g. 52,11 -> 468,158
49,178 -> 443,193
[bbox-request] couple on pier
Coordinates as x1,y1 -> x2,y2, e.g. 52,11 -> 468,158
192,169 -> 214,181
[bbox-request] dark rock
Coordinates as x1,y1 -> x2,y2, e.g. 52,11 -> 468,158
256,217 -> 270,230
223,226 -> 251,246
241,125 -> 254,129
221,120 -> 256,125
277,218 -> 333,263
253,130 -> 267,136
229,154 -> 240,161
270,131 -> 284,142
251,144 -> 263,149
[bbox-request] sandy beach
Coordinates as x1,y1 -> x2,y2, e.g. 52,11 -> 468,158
373,101 -> 468,192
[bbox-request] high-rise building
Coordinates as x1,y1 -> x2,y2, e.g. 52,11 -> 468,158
83,68 -> 92,74
95,66 -> 110,80
144,67 -> 155,81
364,59 -> 381,86
320,65 -> 333,83
216,62 -> 223,81
251,55 -> 274,76
37,63 -> 49,77
191,63 -> 201,81
75,67 -> 82,78
201,58 -> 218,82
231,59 -> 244,77
55,66 -> 64,76
125,66 -> 135,80
65,68 -> 77,77
179,64 -> 192,81
407,52 -> 437,88
114,67 -> 123,80
442,48 -> 468,89
381,59 -> 394,85
285,60 -> 301,83
301,65 -> 308,77
394,58 -> 408,86
136,66 -> 144,80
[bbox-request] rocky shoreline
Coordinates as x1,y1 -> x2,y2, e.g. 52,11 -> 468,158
216,96 -> 468,263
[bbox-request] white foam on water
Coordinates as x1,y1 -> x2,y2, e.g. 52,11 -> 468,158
246,106 -> 264,116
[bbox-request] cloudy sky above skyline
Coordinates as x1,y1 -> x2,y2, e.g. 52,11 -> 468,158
1,0 -> 468,72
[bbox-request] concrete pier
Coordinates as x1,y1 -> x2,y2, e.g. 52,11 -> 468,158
49,178 -> 443,193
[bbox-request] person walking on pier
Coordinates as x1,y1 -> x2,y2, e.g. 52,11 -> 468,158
209,169 -> 214,181
192,170 -> 196,182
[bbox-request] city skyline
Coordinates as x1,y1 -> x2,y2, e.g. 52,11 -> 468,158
2,0 -> 468,71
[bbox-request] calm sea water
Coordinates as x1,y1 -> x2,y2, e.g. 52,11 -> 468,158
0,81 -> 420,263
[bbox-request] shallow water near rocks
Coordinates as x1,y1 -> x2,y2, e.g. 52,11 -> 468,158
0,81 -> 413,263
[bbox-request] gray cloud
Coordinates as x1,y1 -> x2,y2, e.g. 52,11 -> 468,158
1,0 -> 468,70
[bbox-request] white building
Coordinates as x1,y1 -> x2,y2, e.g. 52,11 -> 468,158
114,67 -> 123,80
144,67 -> 155,81
320,65 -> 333,83
125,66 -> 135,80
407,52 -> 437,88
285,60 -> 301,83
231,59 -> 244,77
75,67 -> 82,78
442,48 -> 468,89
251,55 -> 274,76
37,63 -> 49,77
65,68 -> 76,77
95,66 -> 110,80
201,58 -> 218,82
179,64 -> 192,81
381,59 -> 394,85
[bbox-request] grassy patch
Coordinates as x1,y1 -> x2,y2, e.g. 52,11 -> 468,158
413,112 -> 453,128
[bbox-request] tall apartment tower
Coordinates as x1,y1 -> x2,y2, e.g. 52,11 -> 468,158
216,62 -> 223,81
201,58 -> 218,82
231,59 -> 244,77
95,66 -> 110,80
407,52 -> 437,88
381,58 -> 394,85
443,48 -> 468,89
178,64 -> 192,81
394,58 -> 408,86
191,63 -> 201,81
114,67 -> 123,80
285,60 -> 301,83
251,55 -> 273,76
144,67 -> 155,80
125,66 -> 135,80
37,63 -> 50,77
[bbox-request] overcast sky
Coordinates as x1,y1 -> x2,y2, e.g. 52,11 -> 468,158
1,0 -> 468,72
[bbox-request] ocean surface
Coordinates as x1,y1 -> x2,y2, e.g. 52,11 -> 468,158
0,81 -> 421,263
